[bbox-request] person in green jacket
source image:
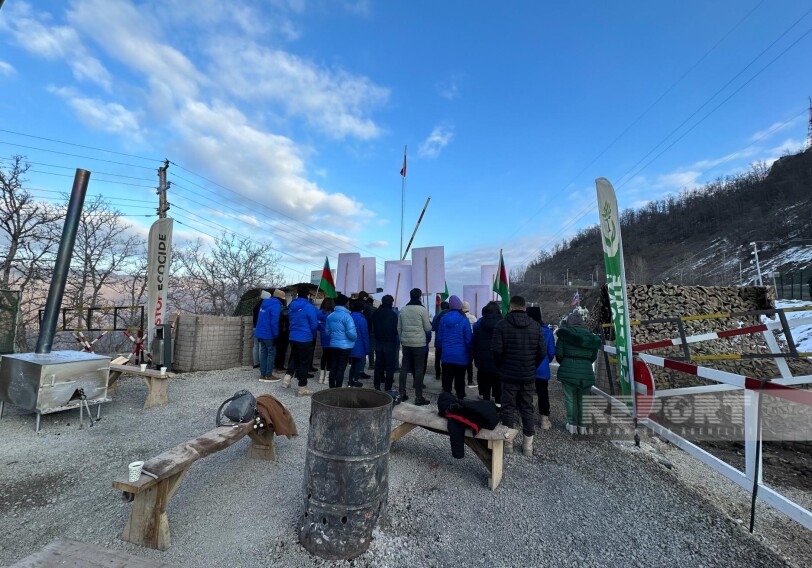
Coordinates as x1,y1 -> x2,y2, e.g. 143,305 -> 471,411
555,311 -> 601,435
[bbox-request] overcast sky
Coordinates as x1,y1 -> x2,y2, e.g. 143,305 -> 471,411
0,0 -> 809,291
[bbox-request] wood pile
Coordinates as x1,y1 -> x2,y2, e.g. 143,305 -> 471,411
590,284 -> 812,390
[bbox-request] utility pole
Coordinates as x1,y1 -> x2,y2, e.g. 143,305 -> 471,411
751,242 -> 763,286
157,160 -> 170,218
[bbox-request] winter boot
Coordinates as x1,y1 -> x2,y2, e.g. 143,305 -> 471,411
318,370 -> 327,384
296,385 -> 313,397
522,435 -> 534,456
540,416 -> 551,430
566,423 -> 576,435
282,374 -> 292,388
504,437 -> 514,454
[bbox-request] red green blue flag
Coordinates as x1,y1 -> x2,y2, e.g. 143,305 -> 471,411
493,251 -> 510,316
319,257 -> 337,298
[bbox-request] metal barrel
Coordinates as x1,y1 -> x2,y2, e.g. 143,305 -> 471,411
299,387 -> 393,561
36,169 -> 90,354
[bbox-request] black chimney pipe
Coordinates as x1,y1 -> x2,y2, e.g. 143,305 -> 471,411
35,169 -> 90,354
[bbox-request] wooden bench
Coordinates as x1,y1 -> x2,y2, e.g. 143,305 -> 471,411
112,422 -> 276,550
390,403 -> 518,490
9,538 -> 179,567
108,361 -> 176,409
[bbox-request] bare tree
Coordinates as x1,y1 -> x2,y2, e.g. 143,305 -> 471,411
0,156 -> 61,350
171,233 -> 283,316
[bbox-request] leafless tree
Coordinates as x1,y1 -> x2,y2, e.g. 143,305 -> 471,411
171,233 -> 283,316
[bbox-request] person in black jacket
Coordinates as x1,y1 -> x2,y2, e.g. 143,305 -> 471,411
358,291 -> 375,377
473,301 -> 503,404
431,301 -> 450,380
491,295 -> 545,456
372,294 -> 398,391
273,291 -> 290,374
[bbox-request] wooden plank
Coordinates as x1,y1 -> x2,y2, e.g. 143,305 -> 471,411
9,538 -> 179,567
390,422 -> 418,443
143,376 -> 168,408
488,439 -> 504,490
110,363 -> 175,378
248,428 -> 276,461
392,403 -> 519,441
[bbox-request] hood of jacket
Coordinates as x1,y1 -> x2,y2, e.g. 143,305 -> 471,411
557,325 -> 601,349
505,311 -> 533,329
289,297 -> 310,313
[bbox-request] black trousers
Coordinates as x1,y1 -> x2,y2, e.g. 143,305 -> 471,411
274,336 -> 289,369
536,380 -> 550,416
466,362 -> 474,383
442,362 -> 468,399
434,347 -> 442,378
374,341 -> 397,391
328,348 -> 352,388
501,381 -> 536,437
320,347 -> 333,371
477,370 -> 501,404
286,340 -> 313,386
399,345 -> 426,397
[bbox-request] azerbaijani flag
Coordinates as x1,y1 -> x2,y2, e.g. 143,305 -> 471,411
435,281 -> 449,313
319,257 -> 337,298
493,250 -> 510,316
400,147 -> 407,177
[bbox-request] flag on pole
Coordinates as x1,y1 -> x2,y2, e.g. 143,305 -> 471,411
435,281 -> 450,314
400,148 -> 407,177
319,257 -> 337,298
493,250 -> 510,316
571,291 -> 581,306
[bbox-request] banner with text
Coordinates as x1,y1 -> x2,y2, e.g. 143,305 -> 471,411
146,218 -> 173,351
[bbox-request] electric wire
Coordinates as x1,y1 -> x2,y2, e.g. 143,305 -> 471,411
0,140 -> 159,170
0,128 -> 161,163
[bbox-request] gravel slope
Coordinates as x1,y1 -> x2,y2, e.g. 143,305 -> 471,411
0,364 -> 808,567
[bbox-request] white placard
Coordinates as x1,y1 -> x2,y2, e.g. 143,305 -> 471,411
463,285 -> 491,319
411,246 -> 445,295
336,253 -> 361,295
359,257 -> 377,293
481,263 -> 507,300
384,261 -> 412,308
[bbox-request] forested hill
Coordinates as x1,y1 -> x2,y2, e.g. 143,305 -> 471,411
524,147 -> 812,287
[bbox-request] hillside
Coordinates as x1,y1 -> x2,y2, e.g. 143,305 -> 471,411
524,147 -> 812,293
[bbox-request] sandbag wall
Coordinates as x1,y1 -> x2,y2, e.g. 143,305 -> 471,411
172,314 -> 254,372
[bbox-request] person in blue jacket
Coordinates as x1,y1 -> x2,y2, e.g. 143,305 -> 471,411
325,294 -> 357,388
316,297 -> 335,385
255,289 -> 282,383
283,285 -> 319,396
528,306 -> 556,430
436,295 -> 473,399
348,300 -> 370,387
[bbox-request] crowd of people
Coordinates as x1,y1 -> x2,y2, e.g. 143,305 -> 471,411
253,285 -> 602,454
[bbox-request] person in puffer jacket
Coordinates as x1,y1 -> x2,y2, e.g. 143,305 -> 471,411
436,295 -> 473,399
348,300 -> 370,387
397,288 -> 432,405
473,301 -> 503,404
325,294 -> 357,388
556,311 -> 601,435
283,286 -> 319,396
528,306 -> 556,430
491,295 -> 545,456
316,297 -> 335,385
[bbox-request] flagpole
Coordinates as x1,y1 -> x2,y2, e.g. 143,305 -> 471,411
400,145 -> 406,259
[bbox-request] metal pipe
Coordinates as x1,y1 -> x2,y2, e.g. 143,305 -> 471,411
36,169 -> 91,354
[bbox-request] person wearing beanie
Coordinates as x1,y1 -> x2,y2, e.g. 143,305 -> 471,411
461,301 -> 478,388
436,294 -> 473,399
431,301 -> 450,382
347,300 -> 370,387
491,295 -> 546,456
397,288 -> 432,405
325,294 -> 357,388
316,297 -> 335,385
372,294 -> 398,391
256,289 -> 282,382
473,301 -> 503,405
282,285 -> 319,396
556,310 -> 601,435
527,306 -> 556,430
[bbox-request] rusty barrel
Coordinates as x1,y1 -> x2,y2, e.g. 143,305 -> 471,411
299,387 -> 392,560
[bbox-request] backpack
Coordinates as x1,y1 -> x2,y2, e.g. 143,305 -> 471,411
278,306 -> 290,337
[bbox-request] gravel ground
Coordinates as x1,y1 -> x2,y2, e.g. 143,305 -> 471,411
0,361 -> 809,567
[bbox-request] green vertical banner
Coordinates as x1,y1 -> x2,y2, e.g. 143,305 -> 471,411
595,178 -> 636,415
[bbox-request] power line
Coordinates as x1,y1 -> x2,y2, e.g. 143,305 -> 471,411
0,140 -> 159,170
25,168 -> 156,188
23,186 -> 156,205
0,156 -> 155,182
0,128 -> 160,162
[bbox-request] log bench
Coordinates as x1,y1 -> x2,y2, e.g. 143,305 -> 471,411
390,403 -> 518,490
108,362 -> 175,409
9,538 -> 179,567
112,422 -> 276,550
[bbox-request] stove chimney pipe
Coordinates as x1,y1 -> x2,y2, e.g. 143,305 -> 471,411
35,169 -> 90,354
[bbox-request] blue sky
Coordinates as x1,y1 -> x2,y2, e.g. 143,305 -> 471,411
0,0 -> 810,292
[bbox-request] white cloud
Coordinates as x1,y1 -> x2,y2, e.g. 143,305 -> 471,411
206,42 -> 388,140
654,170 -> 702,190
750,116 -> 804,142
437,74 -> 462,100
690,147 -> 758,170
418,124 -> 454,158
366,240 -> 388,249
3,2 -> 112,89
48,86 -> 142,137
0,61 -> 16,76
342,0 -> 372,17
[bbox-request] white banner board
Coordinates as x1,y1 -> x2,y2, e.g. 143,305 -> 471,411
359,257 -> 377,293
463,285 -> 491,319
384,261 -> 412,308
336,253 -> 361,295
146,217 -> 173,350
411,246 -> 445,295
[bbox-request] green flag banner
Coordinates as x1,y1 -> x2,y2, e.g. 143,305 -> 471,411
319,257 -> 337,299
493,250 -> 510,316
595,178 -> 635,410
